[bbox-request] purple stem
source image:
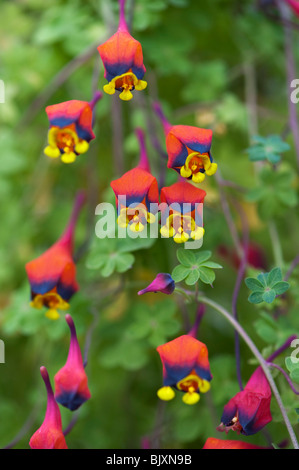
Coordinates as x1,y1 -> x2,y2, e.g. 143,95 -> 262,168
118,0 -> 129,31
61,191 -> 86,248
152,102 -> 172,135
188,304 -> 205,338
284,253 -> 299,281
89,90 -> 102,110
232,202 -> 250,391
267,335 -> 297,362
135,128 -> 151,172
268,363 -> 299,395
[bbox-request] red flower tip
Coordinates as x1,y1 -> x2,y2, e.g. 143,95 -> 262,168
29,367 -> 67,449
54,315 -> 91,411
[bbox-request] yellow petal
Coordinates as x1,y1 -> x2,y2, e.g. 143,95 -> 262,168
119,88 -> 133,101
182,392 -> 200,405
157,386 -> 175,401
103,83 -> 116,95
192,172 -> 205,183
44,146 -> 60,159
205,162 -> 218,176
135,80 -> 147,91
180,166 -> 192,178
45,309 -> 60,320
75,140 -> 89,154
61,152 -> 77,164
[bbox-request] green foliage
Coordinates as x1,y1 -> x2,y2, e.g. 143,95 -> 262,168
172,249 -> 222,286
285,357 -> 299,385
246,135 -> 290,164
245,267 -> 289,304
246,167 -> 298,219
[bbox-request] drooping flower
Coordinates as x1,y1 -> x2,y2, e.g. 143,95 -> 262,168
160,180 -> 206,243
138,273 -> 175,295
29,367 -> 68,449
156,335 -> 212,405
110,129 -> 159,232
25,192 -> 84,320
203,437 -> 269,450
97,0 -> 147,101
217,367 -> 272,436
54,314 -> 91,411
44,91 -> 102,163
154,102 -> 217,183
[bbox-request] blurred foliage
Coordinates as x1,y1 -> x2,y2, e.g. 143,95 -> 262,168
1,0 -> 299,450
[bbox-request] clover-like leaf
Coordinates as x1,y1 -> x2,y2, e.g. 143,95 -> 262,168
172,249 -> 222,287
245,267 -> 290,305
246,134 -> 290,164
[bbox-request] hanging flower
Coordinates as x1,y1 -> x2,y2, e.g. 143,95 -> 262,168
203,437 -> 269,450
156,335 -> 212,405
97,0 -> 147,101
217,367 -> 272,436
154,102 -> 217,183
160,180 -> 206,244
138,273 -> 175,295
25,192 -> 84,320
54,315 -> 91,411
29,367 -> 68,449
110,129 -> 159,232
44,91 -> 102,163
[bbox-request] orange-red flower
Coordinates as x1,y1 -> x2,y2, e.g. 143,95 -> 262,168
97,0 -> 146,101
25,192 -> 84,320
156,335 -> 212,405
29,367 -> 67,449
160,180 -> 206,244
203,437 -> 269,449
154,103 -> 216,183
44,92 -> 101,163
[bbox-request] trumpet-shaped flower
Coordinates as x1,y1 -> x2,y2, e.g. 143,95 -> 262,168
97,0 -> 147,101
285,0 -> 299,16
29,367 -> 67,449
138,273 -> 175,295
154,103 -> 217,183
217,367 -> 272,436
54,315 -> 91,411
110,129 -> 159,232
203,437 -> 269,449
44,92 -> 101,163
25,192 -> 84,320
156,335 -> 212,405
160,180 -> 206,244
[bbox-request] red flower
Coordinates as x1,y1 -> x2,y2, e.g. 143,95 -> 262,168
25,192 -> 84,320
217,367 -> 272,436
44,92 -> 101,163
54,315 -> 91,411
154,103 -> 217,183
203,437 -> 269,449
29,367 -> 67,449
97,0 -> 146,101
156,335 -> 212,405
160,180 -> 206,244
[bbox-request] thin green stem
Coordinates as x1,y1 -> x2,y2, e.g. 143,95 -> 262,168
269,221 -> 284,268
197,294 -> 299,449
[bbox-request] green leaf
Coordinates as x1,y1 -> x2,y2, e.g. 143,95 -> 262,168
198,267 -> 215,285
200,261 -> 223,269
176,248 -> 197,267
171,264 -> 191,282
185,269 -> 200,285
248,291 -> 264,304
115,253 -> 135,273
245,277 -> 264,291
262,289 -> 276,304
267,267 -> 282,287
272,281 -> 289,295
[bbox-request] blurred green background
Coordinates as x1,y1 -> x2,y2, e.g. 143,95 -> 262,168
1,0 -> 299,449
